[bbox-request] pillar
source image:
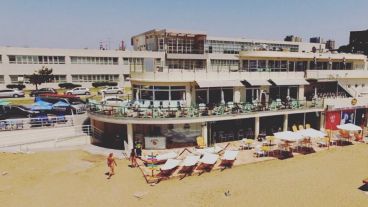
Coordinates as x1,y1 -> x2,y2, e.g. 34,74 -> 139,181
233,86 -> 241,103
185,84 -> 195,107
255,116 -> 260,139
202,122 -> 208,147
239,86 -> 246,102
127,123 -> 134,150
283,114 -> 288,131
320,112 -> 325,130
298,85 -> 305,100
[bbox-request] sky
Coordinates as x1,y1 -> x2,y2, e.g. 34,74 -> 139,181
0,0 -> 367,49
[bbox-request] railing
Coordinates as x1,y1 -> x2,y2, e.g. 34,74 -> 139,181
0,115 -> 75,132
87,99 -> 324,120
0,125 -> 91,152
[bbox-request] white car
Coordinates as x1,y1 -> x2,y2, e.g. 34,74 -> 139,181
65,87 -> 90,95
0,89 -> 25,98
101,96 -> 125,106
98,86 -> 123,95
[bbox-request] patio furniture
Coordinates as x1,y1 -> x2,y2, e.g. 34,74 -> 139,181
179,155 -> 200,176
196,153 -> 219,172
220,150 -> 239,168
241,138 -> 254,150
157,159 -> 181,179
292,125 -> 298,132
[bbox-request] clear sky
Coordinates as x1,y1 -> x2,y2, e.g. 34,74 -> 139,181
0,0 -> 367,49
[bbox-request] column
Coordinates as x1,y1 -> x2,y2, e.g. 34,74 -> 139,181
239,86 -> 246,102
320,112 -> 325,130
127,123 -> 133,150
283,114 -> 288,131
233,87 -> 241,103
255,116 -> 260,139
185,84 -> 194,107
298,85 -> 305,100
202,123 -> 208,147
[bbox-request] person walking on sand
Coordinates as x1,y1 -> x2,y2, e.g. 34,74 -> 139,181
130,148 -> 138,168
107,153 -> 117,179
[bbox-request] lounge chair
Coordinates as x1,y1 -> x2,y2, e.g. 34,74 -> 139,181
141,152 -> 178,165
179,155 -> 200,176
194,145 -> 223,155
156,159 -> 181,180
196,153 -> 219,173
220,150 -> 239,168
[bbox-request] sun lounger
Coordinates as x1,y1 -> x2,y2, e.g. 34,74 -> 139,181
194,145 -> 223,155
196,153 -> 219,172
220,150 -> 239,168
156,159 -> 181,180
142,151 -> 178,165
179,155 -> 200,176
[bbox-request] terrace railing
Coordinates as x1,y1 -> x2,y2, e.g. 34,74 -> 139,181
87,99 -> 324,120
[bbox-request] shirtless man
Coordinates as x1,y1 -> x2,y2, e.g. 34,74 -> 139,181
107,153 -> 117,179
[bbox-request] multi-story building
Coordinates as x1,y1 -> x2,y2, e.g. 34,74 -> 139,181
0,47 -> 164,88
326,39 -> 336,50
310,37 -> 324,44
87,29 -> 368,150
284,35 -> 303,42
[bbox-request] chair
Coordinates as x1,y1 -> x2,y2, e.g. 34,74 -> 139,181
196,136 -> 206,148
196,153 -> 219,172
162,101 -> 170,109
157,159 -> 181,179
220,150 -> 239,168
194,145 -> 223,155
298,125 -> 304,131
254,145 -> 266,157
305,123 -> 311,129
292,125 -> 298,132
179,155 -> 200,176
153,101 -> 161,108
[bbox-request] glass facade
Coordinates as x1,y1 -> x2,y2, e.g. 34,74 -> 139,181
133,85 -> 186,101
8,55 -> 65,64
70,56 -> 118,65
71,74 -> 119,82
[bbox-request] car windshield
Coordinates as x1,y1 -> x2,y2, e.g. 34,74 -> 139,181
69,98 -> 85,104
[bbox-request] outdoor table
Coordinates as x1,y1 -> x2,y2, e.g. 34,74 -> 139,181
261,146 -> 271,156
242,139 -> 254,150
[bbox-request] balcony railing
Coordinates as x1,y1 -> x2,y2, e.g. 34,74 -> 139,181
87,99 -> 323,120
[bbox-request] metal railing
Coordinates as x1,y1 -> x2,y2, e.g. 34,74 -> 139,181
87,99 -> 324,120
0,125 -> 92,151
0,115 -> 75,132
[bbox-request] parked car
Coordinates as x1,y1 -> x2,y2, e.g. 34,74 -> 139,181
38,94 -> 86,114
0,89 -> 25,98
30,88 -> 57,97
98,86 -> 123,95
101,96 -> 125,106
0,105 -> 39,120
65,87 -> 90,95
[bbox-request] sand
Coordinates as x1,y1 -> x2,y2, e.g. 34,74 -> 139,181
1,144 -> 368,207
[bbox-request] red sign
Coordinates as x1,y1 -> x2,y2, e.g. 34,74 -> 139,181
325,111 -> 341,130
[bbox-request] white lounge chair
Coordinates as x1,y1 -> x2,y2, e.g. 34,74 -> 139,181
179,155 -> 201,176
199,153 -> 219,165
160,159 -> 181,171
220,150 -> 239,168
195,145 -> 223,155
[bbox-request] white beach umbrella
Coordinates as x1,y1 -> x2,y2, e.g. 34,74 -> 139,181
296,128 -> 326,139
336,123 -> 362,131
274,131 -> 303,142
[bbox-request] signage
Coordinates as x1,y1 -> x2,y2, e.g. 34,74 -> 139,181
351,98 -> 357,106
145,136 -> 166,149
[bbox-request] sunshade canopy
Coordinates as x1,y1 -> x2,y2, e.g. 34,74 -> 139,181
196,80 -> 243,88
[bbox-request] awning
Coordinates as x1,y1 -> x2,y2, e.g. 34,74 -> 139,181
196,80 -> 243,88
270,79 -> 310,86
243,79 -> 271,86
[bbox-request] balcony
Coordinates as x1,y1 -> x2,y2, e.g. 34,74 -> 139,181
87,99 -> 324,124
306,69 -> 368,79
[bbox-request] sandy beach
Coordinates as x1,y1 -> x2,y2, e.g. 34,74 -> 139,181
1,144 -> 368,207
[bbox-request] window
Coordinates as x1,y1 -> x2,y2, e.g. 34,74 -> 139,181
0,75 -> 4,84
8,55 -> 65,64
70,56 -> 118,65
133,85 -> 186,101
71,74 -> 119,82
9,75 -> 30,83
0,55 -> 2,63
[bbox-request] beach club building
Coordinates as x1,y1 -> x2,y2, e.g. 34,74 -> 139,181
0,29 -> 367,150
86,29 -> 368,150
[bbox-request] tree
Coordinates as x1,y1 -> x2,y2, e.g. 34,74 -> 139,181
26,66 -> 54,90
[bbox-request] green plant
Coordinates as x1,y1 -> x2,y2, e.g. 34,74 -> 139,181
92,81 -> 118,88
6,84 -> 26,90
58,82 -> 82,89
25,66 -> 54,90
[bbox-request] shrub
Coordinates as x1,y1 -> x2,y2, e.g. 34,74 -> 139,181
6,84 -> 26,90
92,81 -> 118,88
58,82 -> 82,89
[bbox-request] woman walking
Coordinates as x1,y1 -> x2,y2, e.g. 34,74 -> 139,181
107,153 -> 117,179
130,148 -> 138,168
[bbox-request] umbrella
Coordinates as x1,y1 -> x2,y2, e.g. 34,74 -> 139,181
31,100 -> 53,110
52,101 -> 70,107
337,123 -> 362,131
296,128 -> 326,139
0,99 -> 10,105
274,131 -> 303,142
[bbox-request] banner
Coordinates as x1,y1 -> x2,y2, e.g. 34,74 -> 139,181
145,136 -> 166,149
340,110 -> 355,125
325,111 -> 341,130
